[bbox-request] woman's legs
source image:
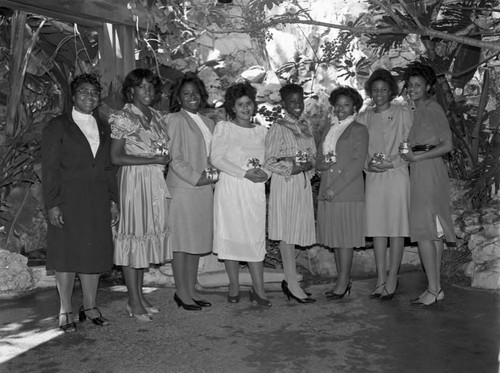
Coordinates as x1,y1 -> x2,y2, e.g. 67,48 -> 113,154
383,236 -> 404,294
186,253 -> 201,299
280,241 -> 307,299
136,269 -> 154,308
333,248 -> 353,293
55,271 -> 76,317
122,266 -> 148,315
372,237 -> 388,293
225,260 -> 240,297
79,273 -> 101,318
248,261 -> 267,299
416,239 -> 441,304
172,252 -> 200,304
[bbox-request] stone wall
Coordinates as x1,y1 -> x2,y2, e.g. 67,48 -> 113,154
461,202 -> 500,289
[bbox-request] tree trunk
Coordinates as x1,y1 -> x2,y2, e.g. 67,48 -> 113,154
6,11 -> 27,137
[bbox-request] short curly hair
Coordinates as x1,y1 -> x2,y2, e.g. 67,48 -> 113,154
169,72 -> 209,113
328,86 -> 363,113
279,83 -> 303,101
364,69 -> 398,101
223,81 -> 257,119
121,68 -> 161,103
403,62 -> 437,96
70,74 -> 101,96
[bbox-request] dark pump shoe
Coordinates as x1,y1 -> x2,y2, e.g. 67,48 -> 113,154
174,293 -> 202,311
192,299 -> 212,307
281,280 -> 316,304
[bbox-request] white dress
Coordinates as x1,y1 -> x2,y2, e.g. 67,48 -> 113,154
211,121 -> 268,262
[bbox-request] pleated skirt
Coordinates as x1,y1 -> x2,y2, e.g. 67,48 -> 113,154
317,201 -> 365,249
268,173 -> 316,247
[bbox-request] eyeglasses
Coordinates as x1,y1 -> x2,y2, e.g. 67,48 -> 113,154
77,88 -> 100,98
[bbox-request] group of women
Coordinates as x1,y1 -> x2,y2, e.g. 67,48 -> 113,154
42,61 -> 455,333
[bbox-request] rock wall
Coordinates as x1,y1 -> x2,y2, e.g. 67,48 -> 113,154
0,249 -> 34,295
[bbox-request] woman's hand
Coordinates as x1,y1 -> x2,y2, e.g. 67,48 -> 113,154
322,188 -> 335,201
399,148 -> 415,163
196,170 -> 217,186
48,206 -> 64,228
244,168 -> 268,183
292,161 -> 313,175
367,159 -> 393,172
155,153 -> 172,165
110,202 -> 120,227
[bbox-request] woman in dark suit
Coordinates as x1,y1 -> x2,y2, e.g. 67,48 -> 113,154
316,86 -> 368,299
166,73 -> 217,311
42,74 -> 119,332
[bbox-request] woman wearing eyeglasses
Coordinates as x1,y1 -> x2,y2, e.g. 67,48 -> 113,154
42,74 -> 119,332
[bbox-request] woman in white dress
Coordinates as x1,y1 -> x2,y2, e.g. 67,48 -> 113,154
212,82 -> 271,307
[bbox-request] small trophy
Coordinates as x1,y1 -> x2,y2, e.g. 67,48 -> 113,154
154,140 -> 169,156
324,150 -> 336,164
247,158 -> 262,169
295,150 -> 308,164
205,167 -> 220,181
370,153 -> 386,165
400,140 -> 410,154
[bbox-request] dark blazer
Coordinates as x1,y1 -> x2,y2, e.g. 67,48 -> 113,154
42,110 -> 117,272
316,121 -> 369,203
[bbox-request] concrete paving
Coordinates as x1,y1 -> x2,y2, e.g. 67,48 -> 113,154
1,271 -> 499,373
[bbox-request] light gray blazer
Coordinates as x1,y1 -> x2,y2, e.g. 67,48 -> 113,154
166,109 -> 215,189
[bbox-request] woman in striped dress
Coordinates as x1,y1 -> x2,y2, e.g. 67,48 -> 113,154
264,84 -> 316,303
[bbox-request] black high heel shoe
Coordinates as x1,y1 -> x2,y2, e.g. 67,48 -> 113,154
281,280 -> 316,304
58,312 -> 77,333
379,281 -> 399,301
193,298 -> 212,307
174,293 -> 202,311
249,289 -> 272,307
368,282 -> 386,299
79,306 -> 110,326
326,281 -> 352,300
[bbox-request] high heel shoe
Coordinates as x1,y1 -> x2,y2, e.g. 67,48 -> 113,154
145,306 -> 160,315
79,306 -> 110,326
58,312 -> 77,333
368,282 -> 386,299
193,299 -> 212,307
249,289 -> 272,308
227,293 -> 240,303
436,289 -> 445,301
326,281 -> 352,300
281,280 -> 316,304
174,293 -> 202,311
410,289 -> 439,307
379,281 -> 399,301
282,280 -> 312,297
125,304 -> 152,322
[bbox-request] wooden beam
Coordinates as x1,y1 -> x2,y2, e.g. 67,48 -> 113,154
1,0 -> 149,28
98,24 -> 136,94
